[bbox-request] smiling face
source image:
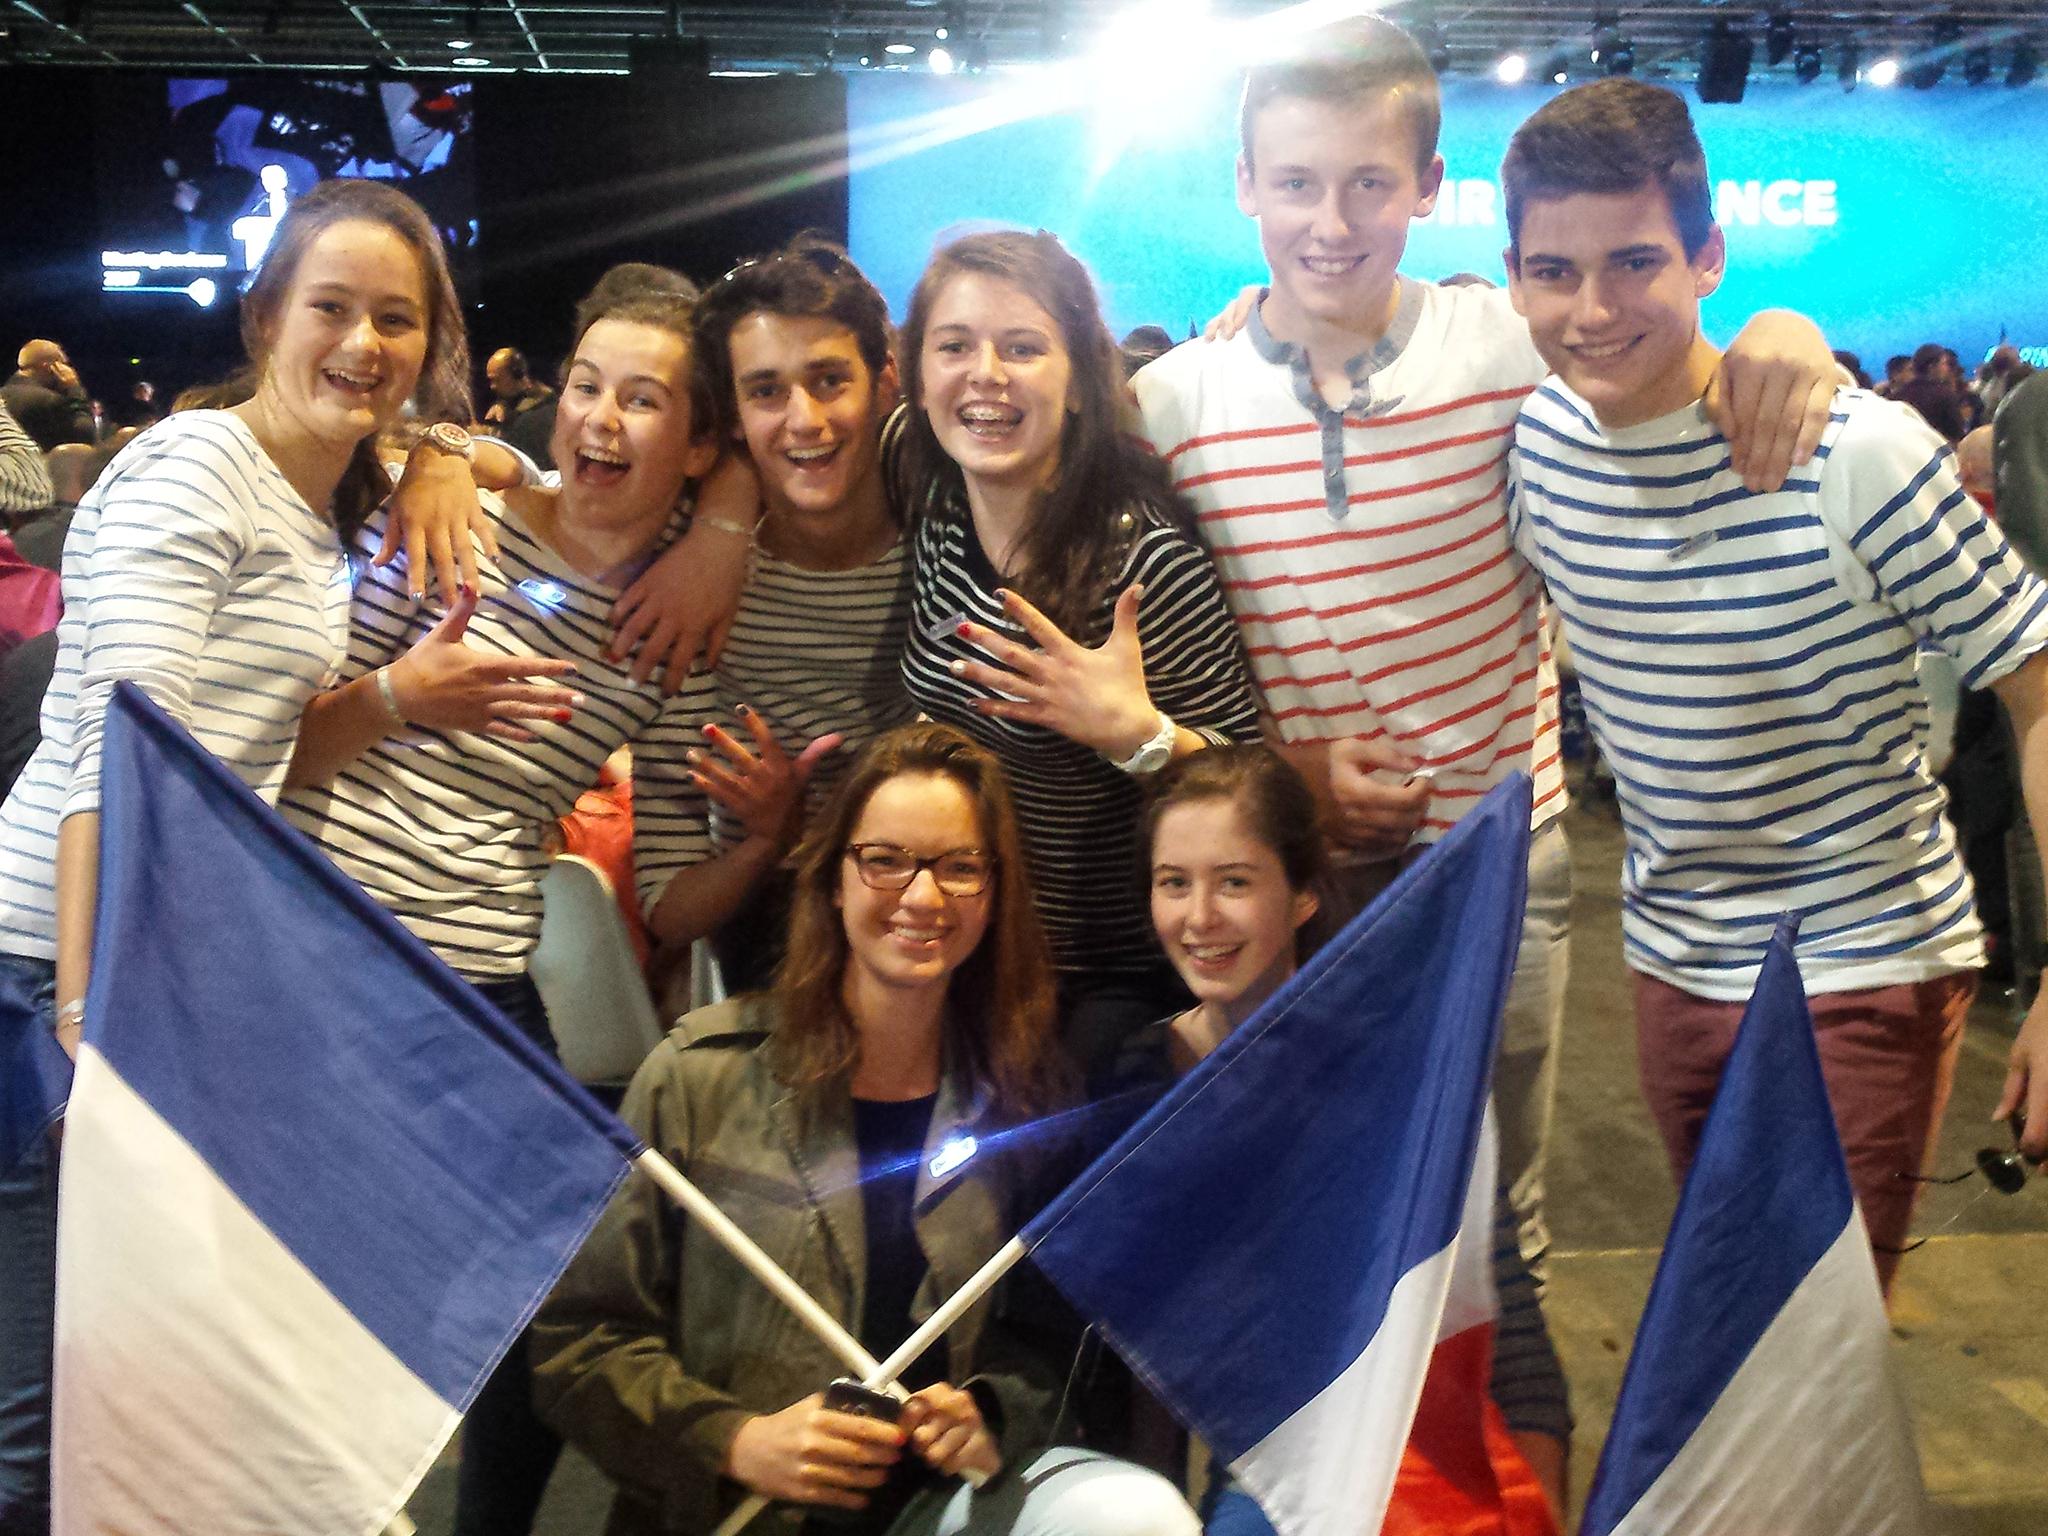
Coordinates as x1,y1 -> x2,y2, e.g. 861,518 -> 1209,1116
1150,795 -> 1318,1012
916,271 -> 1074,496
1236,90 -> 1444,349
837,771 -> 995,1002
551,316 -> 714,531
252,218 -> 429,452
728,310 -> 895,520
1507,182 -> 1726,431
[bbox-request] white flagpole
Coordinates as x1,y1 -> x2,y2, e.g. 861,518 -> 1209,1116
707,1238 -> 1031,1536
633,1150 -> 901,1391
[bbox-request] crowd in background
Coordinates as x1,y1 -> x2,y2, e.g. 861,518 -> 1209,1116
4,17 -> 2048,1536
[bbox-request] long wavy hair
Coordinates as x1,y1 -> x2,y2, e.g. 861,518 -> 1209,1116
897,229 -> 1193,639
771,722 -> 1069,1123
238,179 -> 471,545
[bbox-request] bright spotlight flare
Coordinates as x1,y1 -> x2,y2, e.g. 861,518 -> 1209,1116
1497,52 -> 1530,83
1867,57 -> 1901,87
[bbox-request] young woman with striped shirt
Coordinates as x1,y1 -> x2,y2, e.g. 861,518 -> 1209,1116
896,231 -> 1262,1074
0,178 -> 472,1536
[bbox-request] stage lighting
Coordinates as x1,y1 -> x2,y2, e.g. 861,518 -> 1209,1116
1868,57 -> 1900,87
1765,12 -> 1794,67
2012,39 -> 2040,88
1544,50 -> 1571,86
1592,14 -> 1633,76
1414,18 -> 1452,76
1496,52 -> 1529,84
1793,43 -> 1822,84
1906,18 -> 1959,89
1962,46 -> 1992,86
938,2 -> 965,43
885,41 -> 917,56
859,34 -> 884,67
1697,19 -> 1754,104
929,45 -> 955,74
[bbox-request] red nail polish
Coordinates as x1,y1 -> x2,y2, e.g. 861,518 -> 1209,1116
552,708 -> 572,723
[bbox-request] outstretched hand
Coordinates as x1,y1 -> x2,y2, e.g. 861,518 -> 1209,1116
950,586 -> 1161,759
387,585 -> 580,742
687,704 -> 842,845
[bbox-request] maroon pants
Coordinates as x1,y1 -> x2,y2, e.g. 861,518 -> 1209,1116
1633,968 -> 1975,1294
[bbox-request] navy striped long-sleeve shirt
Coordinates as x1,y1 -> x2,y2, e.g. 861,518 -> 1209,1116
1510,384 -> 2048,998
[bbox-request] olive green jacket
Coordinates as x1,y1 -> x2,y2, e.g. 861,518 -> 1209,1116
532,995 -> 1062,1535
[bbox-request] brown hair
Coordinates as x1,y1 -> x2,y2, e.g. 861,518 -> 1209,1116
898,229 -> 1192,638
1143,744 -> 1325,894
1239,14 -> 1441,175
693,235 -> 896,443
238,179 -> 470,544
771,722 -> 1069,1122
566,262 -> 715,449
1501,79 -> 1715,259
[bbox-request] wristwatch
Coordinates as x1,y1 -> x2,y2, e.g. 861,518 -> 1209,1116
1111,713 -> 1177,775
419,421 -> 476,463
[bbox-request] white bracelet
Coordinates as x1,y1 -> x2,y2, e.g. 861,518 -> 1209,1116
695,515 -> 754,541
55,998 -> 85,1032
374,666 -> 408,727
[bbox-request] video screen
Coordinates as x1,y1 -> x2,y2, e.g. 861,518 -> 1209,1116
849,73 -> 2048,370
96,77 -> 477,308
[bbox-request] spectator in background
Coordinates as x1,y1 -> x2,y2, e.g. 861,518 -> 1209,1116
0,401 -> 53,521
0,342 -> 94,452
1118,324 -> 1175,377
1833,349 -> 1871,389
483,344 -> 559,469
112,380 -> 161,432
1893,375 -> 1971,443
1880,353 -> 1914,396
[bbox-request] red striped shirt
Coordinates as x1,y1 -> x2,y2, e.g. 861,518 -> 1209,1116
1134,282 -> 1565,841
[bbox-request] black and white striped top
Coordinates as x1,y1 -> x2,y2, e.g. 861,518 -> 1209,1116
903,496 -> 1262,979
711,535 -> 916,845
0,398 -> 52,515
0,413 -> 351,959
282,498 -> 716,981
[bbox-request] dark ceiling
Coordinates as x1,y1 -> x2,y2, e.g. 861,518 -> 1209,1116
1,2 -> 2041,86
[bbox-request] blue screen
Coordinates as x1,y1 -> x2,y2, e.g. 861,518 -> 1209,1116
849,72 -> 2048,369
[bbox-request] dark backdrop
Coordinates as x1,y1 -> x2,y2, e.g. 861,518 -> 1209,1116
0,68 -> 850,412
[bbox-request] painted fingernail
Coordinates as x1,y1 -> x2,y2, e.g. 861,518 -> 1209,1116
949,659 -> 967,676
552,708 -> 573,723
686,749 -> 703,764
738,702 -> 756,716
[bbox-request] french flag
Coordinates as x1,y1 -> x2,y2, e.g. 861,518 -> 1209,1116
52,685 -> 642,1534
1580,920 -> 1930,1536
1020,774 -> 1543,1536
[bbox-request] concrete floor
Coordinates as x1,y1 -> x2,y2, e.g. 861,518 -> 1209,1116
410,799 -> 2048,1533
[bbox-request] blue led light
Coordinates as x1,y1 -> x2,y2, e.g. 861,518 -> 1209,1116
517,578 -> 569,611
929,1135 -> 978,1179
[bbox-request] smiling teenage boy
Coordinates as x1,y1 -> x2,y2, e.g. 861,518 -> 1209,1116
1131,14 -> 1836,1293
1500,78 -> 2048,1285
687,237 -> 918,989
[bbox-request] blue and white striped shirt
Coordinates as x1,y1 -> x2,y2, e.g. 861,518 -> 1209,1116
1510,385 -> 2048,998
0,412 -> 352,959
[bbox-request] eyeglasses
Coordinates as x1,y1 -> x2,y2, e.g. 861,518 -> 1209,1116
845,843 -> 996,896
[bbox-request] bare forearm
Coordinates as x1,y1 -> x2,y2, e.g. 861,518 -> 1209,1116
54,813 -> 101,1049
286,674 -> 397,790
644,837 -> 783,951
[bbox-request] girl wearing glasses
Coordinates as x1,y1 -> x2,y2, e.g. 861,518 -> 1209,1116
1135,746 -> 1570,1533
535,722 -> 1196,1536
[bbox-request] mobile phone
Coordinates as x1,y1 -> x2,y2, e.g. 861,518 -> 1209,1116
822,1377 -> 903,1424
